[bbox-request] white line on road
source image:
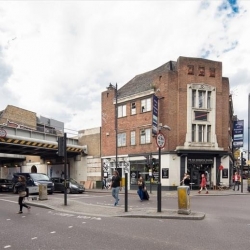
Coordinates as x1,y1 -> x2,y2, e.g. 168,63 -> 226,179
50,231 -> 56,234
68,226 -> 73,228
4,246 -> 11,248
0,198 -> 17,204
31,237 -> 37,240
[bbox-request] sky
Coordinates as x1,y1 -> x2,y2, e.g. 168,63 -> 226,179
0,0 -> 250,147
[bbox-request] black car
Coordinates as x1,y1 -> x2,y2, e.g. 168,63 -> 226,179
0,179 -> 13,192
51,177 -> 85,194
12,173 -> 54,194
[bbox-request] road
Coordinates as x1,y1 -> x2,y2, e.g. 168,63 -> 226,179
0,191 -> 250,250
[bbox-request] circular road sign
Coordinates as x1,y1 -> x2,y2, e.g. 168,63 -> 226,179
0,128 -> 7,138
156,132 -> 166,148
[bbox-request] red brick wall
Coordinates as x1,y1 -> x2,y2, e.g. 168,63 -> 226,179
101,56 -> 231,157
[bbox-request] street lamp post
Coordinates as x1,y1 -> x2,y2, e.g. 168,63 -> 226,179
156,125 -> 171,212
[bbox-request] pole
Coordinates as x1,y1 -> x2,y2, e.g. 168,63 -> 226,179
248,94 -> 250,164
64,132 -> 67,205
125,172 -> 128,212
241,152 -> 243,193
115,83 -> 118,170
157,146 -> 161,212
149,153 -> 152,194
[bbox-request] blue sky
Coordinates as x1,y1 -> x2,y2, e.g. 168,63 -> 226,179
0,0 -> 250,147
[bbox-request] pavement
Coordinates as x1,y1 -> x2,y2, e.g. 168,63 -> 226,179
25,185 -> 250,220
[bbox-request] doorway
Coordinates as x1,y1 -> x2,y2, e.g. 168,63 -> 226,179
187,164 -> 212,189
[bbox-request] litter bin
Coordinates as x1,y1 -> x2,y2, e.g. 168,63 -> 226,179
96,180 -> 103,189
248,178 -> 250,192
39,184 -> 48,200
177,186 -> 191,215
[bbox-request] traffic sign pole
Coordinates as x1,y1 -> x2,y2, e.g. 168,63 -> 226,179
156,132 -> 166,213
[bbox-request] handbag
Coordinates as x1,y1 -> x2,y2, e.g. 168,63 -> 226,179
19,191 -> 27,197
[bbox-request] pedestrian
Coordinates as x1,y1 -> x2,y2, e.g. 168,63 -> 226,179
110,170 -> 122,206
102,178 -> 106,189
180,173 -> 187,186
15,175 -> 31,214
233,172 -> 241,191
198,174 -> 208,194
137,176 -> 145,201
184,174 -> 191,187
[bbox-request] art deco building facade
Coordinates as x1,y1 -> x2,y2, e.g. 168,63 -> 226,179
101,56 -> 234,190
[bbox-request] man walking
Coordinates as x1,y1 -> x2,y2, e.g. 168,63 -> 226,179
110,170 -> 122,206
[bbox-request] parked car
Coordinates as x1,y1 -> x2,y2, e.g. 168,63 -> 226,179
12,173 -> 54,195
0,179 -> 13,192
51,177 -> 85,194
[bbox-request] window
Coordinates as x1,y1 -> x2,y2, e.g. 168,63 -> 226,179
141,98 -> 151,113
207,125 -> 211,142
118,133 -> 126,147
192,124 -> 211,143
198,125 -> 205,142
207,91 -> 211,109
209,68 -> 215,77
192,90 -> 196,107
195,111 -> 207,121
199,66 -> 205,76
187,65 -> 194,75
131,102 -> 136,115
118,105 -> 126,118
140,128 -> 151,144
192,124 -> 196,142
198,90 -> 205,108
130,131 -> 136,145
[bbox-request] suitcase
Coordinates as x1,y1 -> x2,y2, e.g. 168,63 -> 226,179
143,189 -> 150,200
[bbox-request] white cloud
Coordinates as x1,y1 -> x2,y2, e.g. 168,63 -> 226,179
0,0 -> 250,142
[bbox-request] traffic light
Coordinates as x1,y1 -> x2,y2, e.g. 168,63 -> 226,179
57,137 -> 65,156
242,158 -> 246,166
151,158 -> 156,166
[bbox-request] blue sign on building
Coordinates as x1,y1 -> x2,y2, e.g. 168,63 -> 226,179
233,120 -> 244,148
152,95 -> 158,136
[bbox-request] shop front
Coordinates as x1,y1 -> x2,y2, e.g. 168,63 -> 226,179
187,158 -> 213,189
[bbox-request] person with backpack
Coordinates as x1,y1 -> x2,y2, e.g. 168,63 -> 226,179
15,175 -> 31,214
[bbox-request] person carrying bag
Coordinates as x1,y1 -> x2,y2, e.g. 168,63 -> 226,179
15,175 -> 31,214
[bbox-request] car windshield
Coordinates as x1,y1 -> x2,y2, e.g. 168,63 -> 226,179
30,173 -> 50,181
70,178 -> 79,184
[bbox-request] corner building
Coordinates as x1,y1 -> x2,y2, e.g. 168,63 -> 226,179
101,56 -> 234,190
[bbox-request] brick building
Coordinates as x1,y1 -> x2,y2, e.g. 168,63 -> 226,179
101,56 -> 234,190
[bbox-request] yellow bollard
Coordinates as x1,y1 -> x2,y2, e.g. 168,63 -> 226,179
177,186 -> 191,215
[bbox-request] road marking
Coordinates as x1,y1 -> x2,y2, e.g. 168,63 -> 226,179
48,211 -> 102,221
4,246 -> 11,249
31,237 -> 37,240
6,219 -> 11,221
50,231 -> 56,234
0,199 -> 17,204
68,226 -> 73,228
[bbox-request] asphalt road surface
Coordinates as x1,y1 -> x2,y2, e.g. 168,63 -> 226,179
0,192 -> 250,250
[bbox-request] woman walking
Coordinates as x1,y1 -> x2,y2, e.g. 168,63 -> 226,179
137,176 -> 145,201
198,174 -> 208,194
15,175 -> 31,214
